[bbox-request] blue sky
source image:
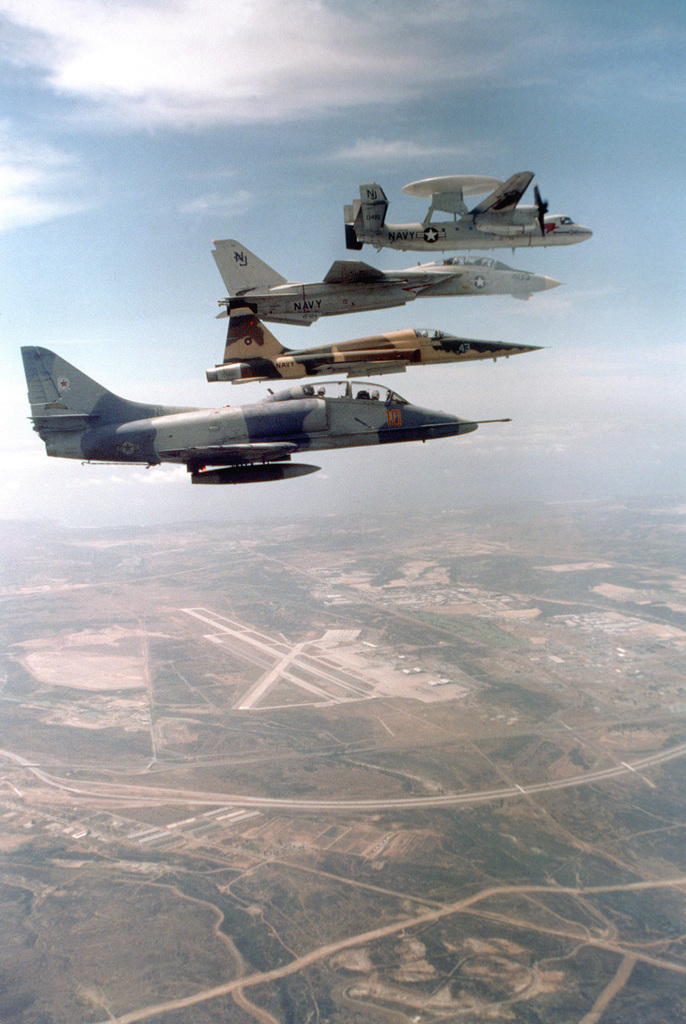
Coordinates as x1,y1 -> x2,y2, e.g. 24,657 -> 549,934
1,0 -> 684,526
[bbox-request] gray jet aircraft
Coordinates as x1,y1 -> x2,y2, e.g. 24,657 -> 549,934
207,305 -> 539,384
345,172 -> 592,252
22,346 -> 507,485
213,239 -> 560,325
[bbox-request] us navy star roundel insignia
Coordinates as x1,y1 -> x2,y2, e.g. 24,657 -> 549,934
474,275 -> 486,289
423,227 -> 440,244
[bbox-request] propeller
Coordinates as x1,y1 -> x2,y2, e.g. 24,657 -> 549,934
534,184 -> 548,235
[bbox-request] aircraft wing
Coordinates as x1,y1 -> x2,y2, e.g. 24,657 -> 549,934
158,441 -> 298,464
301,358 -> 411,378
323,260 -> 389,285
470,171 -> 534,215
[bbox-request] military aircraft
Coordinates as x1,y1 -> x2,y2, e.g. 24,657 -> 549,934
212,239 -> 560,326
22,346 -> 509,485
207,304 -> 539,384
344,172 -> 592,252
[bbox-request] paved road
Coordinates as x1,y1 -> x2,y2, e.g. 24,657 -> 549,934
94,875 -> 686,1024
3,740 -> 686,813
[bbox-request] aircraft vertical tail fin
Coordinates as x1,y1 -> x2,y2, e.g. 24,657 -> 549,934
21,347 -> 180,442
212,239 -> 287,296
358,183 -> 388,233
222,306 -> 287,363
22,346 -> 115,422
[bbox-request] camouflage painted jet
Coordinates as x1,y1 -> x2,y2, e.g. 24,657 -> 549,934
213,239 -> 560,326
207,305 -> 540,384
344,172 -> 592,252
22,346 -> 508,485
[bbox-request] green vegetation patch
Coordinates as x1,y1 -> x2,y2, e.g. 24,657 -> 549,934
407,608 -> 524,650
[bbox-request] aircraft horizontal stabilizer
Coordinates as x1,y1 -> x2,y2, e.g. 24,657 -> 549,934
30,412 -> 96,432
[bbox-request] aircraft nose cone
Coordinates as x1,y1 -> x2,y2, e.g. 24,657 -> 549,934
544,276 -> 561,290
426,414 -> 478,438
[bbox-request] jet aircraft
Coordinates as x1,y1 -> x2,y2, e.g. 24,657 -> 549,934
213,239 -> 560,326
22,346 -> 508,485
344,172 -> 592,252
207,305 -> 539,384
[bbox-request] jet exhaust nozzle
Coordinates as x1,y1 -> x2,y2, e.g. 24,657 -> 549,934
344,224 -> 363,250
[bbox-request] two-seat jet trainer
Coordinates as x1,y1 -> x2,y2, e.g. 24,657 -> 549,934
23,346 -> 509,485
344,172 -> 592,252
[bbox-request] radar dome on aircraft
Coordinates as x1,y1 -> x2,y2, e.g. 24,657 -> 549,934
402,175 -> 503,199
402,176 -> 504,217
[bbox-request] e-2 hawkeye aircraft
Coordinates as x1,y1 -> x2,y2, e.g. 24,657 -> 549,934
345,172 -> 592,252
207,305 -> 539,384
213,239 -> 560,326
22,346 -> 508,485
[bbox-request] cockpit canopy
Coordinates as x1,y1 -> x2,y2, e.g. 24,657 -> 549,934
442,255 -> 512,271
414,328 -> 447,342
263,381 -> 408,405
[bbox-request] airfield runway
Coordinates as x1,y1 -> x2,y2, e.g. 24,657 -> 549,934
182,607 -> 374,708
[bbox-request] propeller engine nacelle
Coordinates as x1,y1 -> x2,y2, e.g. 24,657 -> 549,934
475,220 -> 537,237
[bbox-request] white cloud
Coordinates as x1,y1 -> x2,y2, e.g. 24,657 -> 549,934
328,138 -> 490,164
0,120 -> 90,231
179,189 -> 255,216
0,0 -> 519,128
